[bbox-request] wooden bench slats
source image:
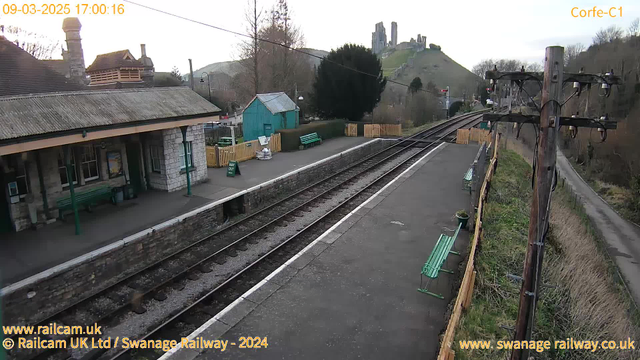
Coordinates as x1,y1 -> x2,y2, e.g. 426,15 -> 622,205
55,185 -> 113,220
300,132 -> 322,146
418,223 -> 463,298
462,167 -> 473,191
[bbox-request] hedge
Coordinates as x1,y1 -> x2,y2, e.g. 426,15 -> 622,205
277,119 -> 345,151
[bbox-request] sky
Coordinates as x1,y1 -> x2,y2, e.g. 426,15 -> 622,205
2,0 -> 639,74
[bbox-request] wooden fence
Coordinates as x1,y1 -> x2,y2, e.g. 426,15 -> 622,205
363,124 -> 402,138
345,123 -> 358,137
456,128 -> 491,144
206,133 -> 281,168
437,134 -> 499,360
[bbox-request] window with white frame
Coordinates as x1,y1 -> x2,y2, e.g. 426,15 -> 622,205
178,142 -> 193,169
58,149 -> 78,187
80,146 -> 100,181
150,145 -> 163,173
9,155 -> 29,198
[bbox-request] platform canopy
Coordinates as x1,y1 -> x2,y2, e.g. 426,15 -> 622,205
0,87 -> 221,155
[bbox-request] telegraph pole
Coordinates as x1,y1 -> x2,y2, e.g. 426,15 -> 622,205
510,46 -> 563,360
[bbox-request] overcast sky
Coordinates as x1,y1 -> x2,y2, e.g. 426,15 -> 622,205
3,0 -> 639,73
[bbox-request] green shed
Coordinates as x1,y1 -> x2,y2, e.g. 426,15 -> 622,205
242,92 -> 299,141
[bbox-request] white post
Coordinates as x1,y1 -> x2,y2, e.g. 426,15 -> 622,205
230,126 -> 236,146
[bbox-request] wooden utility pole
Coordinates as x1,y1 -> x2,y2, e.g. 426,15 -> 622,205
511,46 -> 563,360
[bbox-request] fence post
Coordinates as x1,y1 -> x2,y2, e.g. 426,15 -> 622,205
214,145 -> 220,168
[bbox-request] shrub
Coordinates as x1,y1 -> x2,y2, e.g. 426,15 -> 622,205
277,119 -> 345,151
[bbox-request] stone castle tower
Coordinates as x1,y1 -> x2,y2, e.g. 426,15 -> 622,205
62,17 -> 88,85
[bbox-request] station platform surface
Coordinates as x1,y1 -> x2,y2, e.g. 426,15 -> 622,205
0,137 -> 371,286
169,142 -> 480,360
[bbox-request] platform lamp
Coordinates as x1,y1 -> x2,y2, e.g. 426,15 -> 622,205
200,72 -> 211,103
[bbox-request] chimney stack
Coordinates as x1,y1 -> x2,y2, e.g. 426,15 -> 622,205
140,44 -> 146,57
62,17 -> 87,85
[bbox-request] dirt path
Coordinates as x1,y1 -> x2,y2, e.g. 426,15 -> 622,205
556,150 -> 640,307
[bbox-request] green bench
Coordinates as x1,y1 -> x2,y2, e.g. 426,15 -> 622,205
299,132 -> 322,149
417,223 -> 463,299
56,185 -> 114,220
462,167 -> 473,191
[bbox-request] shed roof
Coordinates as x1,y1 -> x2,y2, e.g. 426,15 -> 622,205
0,87 -> 221,142
86,50 -> 145,72
251,92 -> 297,115
0,37 -> 85,96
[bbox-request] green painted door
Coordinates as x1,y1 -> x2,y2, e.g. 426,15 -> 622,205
126,143 -> 143,194
0,171 -> 12,233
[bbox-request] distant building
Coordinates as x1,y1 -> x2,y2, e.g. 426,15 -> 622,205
86,46 -> 154,88
41,17 -> 155,89
371,22 -> 387,55
391,22 -> 398,47
242,93 -> 298,141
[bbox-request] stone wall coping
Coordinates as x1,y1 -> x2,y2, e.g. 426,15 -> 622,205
1,138 -> 386,297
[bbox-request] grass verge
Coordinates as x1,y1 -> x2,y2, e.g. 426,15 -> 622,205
454,149 -> 639,360
401,119 -> 448,137
568,157 -> 639,224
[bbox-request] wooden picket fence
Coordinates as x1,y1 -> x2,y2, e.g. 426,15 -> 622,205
456,128 -> 491,144
456,129 -> 470,144
206,133 -> 281,168
363,124 -> 402,138
345,123 -> 358,137
437,135 -> 499,360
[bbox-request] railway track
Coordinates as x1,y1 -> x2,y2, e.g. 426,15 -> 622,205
7,111 -> 485,360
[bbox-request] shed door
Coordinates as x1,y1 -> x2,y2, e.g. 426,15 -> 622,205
263,124 -> 273,137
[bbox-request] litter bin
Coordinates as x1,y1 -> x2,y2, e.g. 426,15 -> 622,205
113,187 -> 124,204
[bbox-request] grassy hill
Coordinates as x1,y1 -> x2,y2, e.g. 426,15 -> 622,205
189,48 -> 329,80
382,48 -> 482,98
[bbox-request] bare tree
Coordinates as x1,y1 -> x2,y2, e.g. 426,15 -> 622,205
628,18 -> 640,37
471,59 -> 494,79
238,0 -> 263,95
0,25 -> 60,59
525,62 -> 543,72
564,43 -> 585,67
593,25 -> 623,45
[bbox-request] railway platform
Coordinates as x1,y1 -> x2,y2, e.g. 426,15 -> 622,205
167,142 -> 481,360
0,137 -> 371,286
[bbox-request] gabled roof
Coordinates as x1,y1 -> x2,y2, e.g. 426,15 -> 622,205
0,87 -> 221,142
0,37 -> 85,96
245,92 -> 297,115
42,59 -> 70,77
86,50 -> 144,72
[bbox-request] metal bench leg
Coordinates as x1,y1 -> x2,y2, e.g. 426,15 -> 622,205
449,250 -> 461,256
439,268 -> 454,274
417,276 -> 445,299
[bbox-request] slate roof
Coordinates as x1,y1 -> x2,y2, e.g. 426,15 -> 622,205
0,37 -> 85,96
0,87 -> 221,142
86,50 -> 145,72
252,92 -> 297,115
42,60 -> 70,77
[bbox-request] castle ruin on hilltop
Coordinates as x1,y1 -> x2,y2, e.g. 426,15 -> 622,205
371,21 -> 426,55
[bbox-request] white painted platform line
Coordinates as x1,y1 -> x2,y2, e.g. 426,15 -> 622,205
159,142 -> 447,360
1,139 -> 382,296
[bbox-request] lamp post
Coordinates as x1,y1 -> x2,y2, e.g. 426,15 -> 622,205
200,72 -> 211,103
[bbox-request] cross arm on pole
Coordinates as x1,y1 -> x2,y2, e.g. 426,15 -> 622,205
485,71 -> 621,86
482,113 -> 617,129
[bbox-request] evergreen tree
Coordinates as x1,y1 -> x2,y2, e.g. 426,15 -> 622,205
312,44 -> 386,121
408,77 -> 423,94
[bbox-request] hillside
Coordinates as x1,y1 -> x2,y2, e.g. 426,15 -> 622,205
189,48 -> 328,80
382,48 -> 482,98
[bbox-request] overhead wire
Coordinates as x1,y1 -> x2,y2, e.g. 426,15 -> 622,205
122,0 -> 443,96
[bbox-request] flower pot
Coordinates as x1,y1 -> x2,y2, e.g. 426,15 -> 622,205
456,213 -> 469,229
